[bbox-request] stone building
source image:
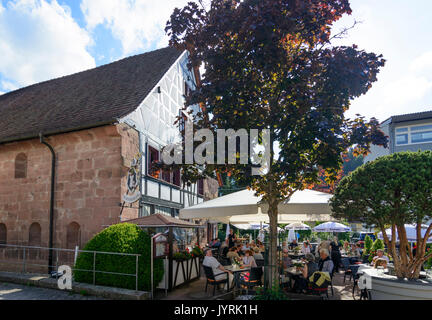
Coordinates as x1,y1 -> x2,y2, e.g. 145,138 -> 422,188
0,47 -> 219,252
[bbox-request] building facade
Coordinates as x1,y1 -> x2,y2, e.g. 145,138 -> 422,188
0,47 -> 219,251
364,110 -> 432,162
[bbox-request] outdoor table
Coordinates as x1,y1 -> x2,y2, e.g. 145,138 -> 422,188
283,266 -> 303,289
225,265 -> 251,292
288,253 -> 305,259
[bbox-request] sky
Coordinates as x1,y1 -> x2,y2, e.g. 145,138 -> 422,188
0,0 -> 431,123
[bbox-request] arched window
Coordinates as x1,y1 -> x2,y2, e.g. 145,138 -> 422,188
0,224 -> 7,245
66,222 -> 81,249
15,153 -> 27,179
28,223 -> 41,246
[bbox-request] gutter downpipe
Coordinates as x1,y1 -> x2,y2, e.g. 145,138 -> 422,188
39,133 -> 56,274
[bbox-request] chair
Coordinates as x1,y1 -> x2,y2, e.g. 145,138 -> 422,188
341,258 -> 352,283
255,259 -> 264,267
203,266 -> 229,296
350,265 -> 363,299
307,272 -> 331,299
239,267 -> 263,294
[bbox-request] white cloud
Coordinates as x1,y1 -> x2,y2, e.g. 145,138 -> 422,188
81,0 -> 189,56
410,51 -> 432,73
0,0 -> 95,90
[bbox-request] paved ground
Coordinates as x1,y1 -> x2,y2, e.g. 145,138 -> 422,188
0,282 -> 104,300
157,270 -> 355,300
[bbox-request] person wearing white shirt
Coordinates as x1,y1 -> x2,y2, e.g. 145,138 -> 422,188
301,241 -> 311,254
203,249 -> 233,289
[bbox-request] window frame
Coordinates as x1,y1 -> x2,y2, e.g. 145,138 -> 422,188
395,124 -> 432,146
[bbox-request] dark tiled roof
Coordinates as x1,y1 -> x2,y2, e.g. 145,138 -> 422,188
122,214 -> 203,228
0,47 -> 183,144
382,110 -> 432,124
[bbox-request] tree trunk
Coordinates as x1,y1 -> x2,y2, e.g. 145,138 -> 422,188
266,200 -> 280,289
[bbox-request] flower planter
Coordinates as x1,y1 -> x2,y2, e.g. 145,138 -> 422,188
364,269 -> 432,300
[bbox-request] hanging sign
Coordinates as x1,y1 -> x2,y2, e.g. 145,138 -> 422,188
123,153 -> 142,204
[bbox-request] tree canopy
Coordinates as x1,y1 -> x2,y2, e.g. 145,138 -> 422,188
331,151 -> 432,279
166,0 -> 388,286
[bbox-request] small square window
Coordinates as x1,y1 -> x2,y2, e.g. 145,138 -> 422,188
396,134 -> 408,145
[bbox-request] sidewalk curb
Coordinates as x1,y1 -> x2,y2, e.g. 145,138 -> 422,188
0,271 -> 150,300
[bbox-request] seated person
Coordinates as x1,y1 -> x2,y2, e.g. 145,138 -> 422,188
301,241 -> 311,254
203,249 -> 233,290
317,248 -> 334,275
227,247 -> 241,262
237,244 -> 244,256
253,247 -> 264,260
281,241 -> 288,250
372,249 -> 389,265
374,258 -> 388,269
259,244 -> 265,253
212,238 -> 221,248
292,253 -> 318,293
281,248 -> 293,269
242,250 -> 257,268
349,243 -> 361,264
289,239 -> 298,250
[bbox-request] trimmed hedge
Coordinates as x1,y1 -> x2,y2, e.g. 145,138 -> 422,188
74,223 -> 164,291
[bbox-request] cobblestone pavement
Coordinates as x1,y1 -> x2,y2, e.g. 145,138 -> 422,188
0,282 -> 104,300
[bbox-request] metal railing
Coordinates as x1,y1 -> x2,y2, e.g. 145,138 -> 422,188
0,244 -> 141,291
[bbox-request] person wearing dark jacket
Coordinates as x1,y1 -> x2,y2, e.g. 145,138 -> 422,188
330,237 -> 342,273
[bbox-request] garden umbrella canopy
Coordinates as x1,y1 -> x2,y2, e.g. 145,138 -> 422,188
180,188 -> 332,224
285,222 -> 311,230
313,222 -> 351,232
264,226 -> 284,233
377,224 -> 432,243
287,229 -> 297,242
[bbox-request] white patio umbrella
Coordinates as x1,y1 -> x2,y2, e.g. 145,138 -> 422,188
285,222 -> 311,231
378,224 -> 432,243
180,188 -> 333,223
264,226 -> 284,233
287,229 -> 297,242
313,222 -> 351,232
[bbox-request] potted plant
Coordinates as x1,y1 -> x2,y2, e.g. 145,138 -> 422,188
331,151 -> 432,299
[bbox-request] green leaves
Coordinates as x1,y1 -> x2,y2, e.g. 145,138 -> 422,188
331,151 -> 432,227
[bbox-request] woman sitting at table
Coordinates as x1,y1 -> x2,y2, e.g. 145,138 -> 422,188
242,250 -> 257,268
301,241 -> 311,254
292,253 -> 318,293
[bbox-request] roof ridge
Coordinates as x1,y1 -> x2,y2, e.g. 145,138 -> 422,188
0,46 -> 177,101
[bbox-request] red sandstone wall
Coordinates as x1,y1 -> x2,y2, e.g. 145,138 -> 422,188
0,124 -> 139,250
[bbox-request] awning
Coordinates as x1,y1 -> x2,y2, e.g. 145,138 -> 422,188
180,188 -> 332,224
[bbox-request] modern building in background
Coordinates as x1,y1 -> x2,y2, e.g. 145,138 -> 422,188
365,110 -> 432,163
0,47 -> 219,251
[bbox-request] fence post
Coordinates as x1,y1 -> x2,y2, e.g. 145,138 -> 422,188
93,251 -> 96,285
55,250 -> 59,279
135,255 -> 138,291
22,247 -> 26,273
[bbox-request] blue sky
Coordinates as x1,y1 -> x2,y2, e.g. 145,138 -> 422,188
0,0 -> 431,123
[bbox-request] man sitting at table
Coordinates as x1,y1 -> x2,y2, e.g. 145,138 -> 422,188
227,247 -> 241,262
253,247 -> 264,260
203,249 -> 233,290
372,249 -> 389,265
318,248 -> 334,275
289,239 -> 298,249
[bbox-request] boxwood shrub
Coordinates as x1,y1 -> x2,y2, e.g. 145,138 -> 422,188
74,223 -> 164,291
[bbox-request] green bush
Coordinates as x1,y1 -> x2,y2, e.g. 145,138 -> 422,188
74,223 -> 163,291
364,235 -> 373,255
